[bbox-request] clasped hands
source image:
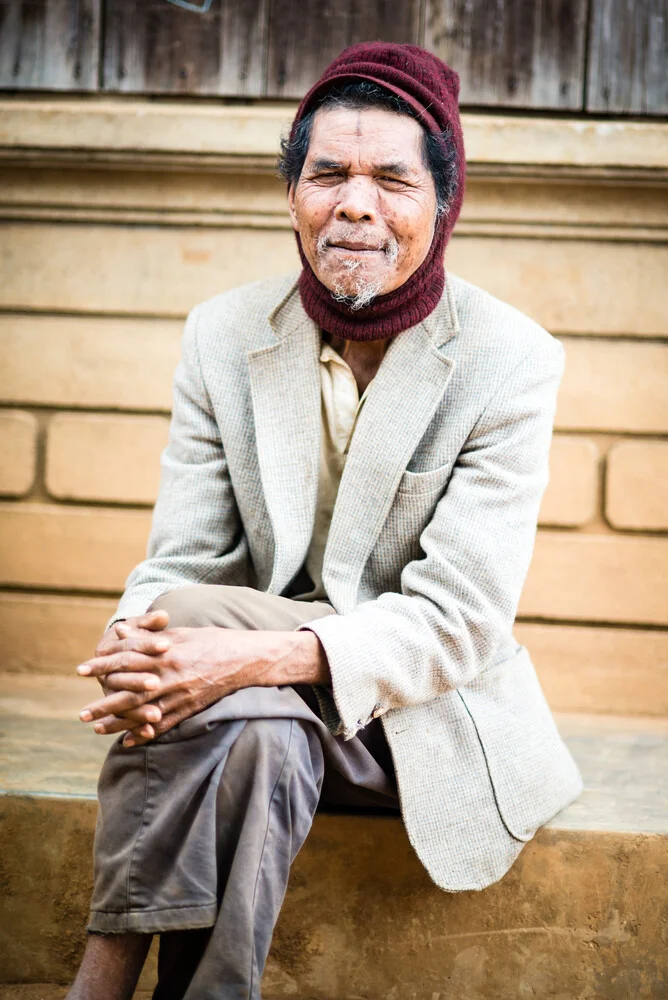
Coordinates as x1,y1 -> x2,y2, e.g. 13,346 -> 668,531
77,610 -> 247,747
77,610 -> 329,747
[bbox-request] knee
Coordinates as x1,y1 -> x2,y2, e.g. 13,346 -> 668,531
234,718 -> 294,767
148,585 -> 230,628
149,584 -> 257,629
235,716 -> 322,787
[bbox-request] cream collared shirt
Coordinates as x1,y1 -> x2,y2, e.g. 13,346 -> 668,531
302,340 -> 371,600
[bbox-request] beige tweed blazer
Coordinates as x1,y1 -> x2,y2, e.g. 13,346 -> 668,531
114,271 -> 583,891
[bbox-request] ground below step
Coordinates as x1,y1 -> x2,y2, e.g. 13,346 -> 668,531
0,989 -> 151,1000
1,674 -> 667,999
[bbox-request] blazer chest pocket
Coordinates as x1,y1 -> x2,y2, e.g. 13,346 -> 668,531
396,461 -> 453,497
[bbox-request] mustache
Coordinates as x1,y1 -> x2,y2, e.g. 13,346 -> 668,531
316,229 -> 399,262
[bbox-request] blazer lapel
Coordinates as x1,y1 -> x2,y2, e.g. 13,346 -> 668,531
248,286 -> 321,595
323,282 -> 460,612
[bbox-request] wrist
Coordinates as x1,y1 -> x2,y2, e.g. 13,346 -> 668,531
257,630 -> 331,688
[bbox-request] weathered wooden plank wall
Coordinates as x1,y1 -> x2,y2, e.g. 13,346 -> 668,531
102,0 -> 267,95
0,0 -> 666,113
264,0 -> 421,98
0,0 -> 100,90
586,0 -> 668,114
425,0 -> 589,110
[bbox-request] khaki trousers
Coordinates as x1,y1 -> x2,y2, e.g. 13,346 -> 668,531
89,585 -> 398,1000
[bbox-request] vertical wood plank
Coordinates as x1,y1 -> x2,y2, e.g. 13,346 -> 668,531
0,0 -> 100,90
425,0 -> 588,109
586,0 -> 668,114
102,0 -> 267,96
266,0 -> 421,99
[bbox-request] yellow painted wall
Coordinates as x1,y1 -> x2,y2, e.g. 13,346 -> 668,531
0,100 -> 666,717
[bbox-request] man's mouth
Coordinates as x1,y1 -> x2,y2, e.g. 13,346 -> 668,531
328,242 -> 383,252
315,232 -> 400,266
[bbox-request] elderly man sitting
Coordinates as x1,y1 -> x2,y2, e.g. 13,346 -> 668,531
68,42 -> 582,1000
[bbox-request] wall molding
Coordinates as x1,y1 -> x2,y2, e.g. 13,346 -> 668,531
1,98 -> 667,181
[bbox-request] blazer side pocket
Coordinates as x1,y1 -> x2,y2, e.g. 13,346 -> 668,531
396,462 -> 453,496
458,649 -> 583,841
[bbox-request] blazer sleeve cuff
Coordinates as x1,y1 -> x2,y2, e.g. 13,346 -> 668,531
309,684 -> 347,737
298,616 -> 384,740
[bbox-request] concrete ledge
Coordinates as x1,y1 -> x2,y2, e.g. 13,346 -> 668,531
1,797 -> 666,997
1,677 -> 667,996
1,98 -> 667,178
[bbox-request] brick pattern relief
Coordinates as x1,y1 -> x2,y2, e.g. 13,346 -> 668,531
46,414 -> 170,504
605,441 -> 668,532
0,410 -> 38,497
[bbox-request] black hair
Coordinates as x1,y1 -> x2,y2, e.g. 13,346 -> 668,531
278,80 -> 458,216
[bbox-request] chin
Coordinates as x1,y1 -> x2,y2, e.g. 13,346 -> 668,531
331,276 -> 386,310
320,264 -> 392,296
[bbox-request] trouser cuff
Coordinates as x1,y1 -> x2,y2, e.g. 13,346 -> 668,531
87,901 -> 218,935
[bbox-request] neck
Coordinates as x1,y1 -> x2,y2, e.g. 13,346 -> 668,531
324,330 -> 393,395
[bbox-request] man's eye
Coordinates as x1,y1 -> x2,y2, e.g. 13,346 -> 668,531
379,176 -> 404,185
317,172 -> 344,181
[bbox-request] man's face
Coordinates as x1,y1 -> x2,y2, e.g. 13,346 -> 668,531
288,106 -> 438,309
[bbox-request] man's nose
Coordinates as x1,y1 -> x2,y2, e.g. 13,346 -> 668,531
334,178 -> 377,224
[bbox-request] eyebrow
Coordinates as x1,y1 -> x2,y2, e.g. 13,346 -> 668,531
310,159 -> 345,172
309,158 -> 412,176
376,162 -> 411,176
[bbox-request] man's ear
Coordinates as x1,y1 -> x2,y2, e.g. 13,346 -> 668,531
287,182 -> 300,232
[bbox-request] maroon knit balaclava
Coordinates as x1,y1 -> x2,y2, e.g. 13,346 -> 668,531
290,42 -> 466,341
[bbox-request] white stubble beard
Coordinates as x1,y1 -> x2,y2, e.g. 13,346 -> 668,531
316,233 -> 400,311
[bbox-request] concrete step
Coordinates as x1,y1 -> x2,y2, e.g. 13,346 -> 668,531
1,675 -> 667,999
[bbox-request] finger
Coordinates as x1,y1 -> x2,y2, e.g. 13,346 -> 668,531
92,706 -> 162,735
139,690 -> 183,718
123,724 -> 156,747
129,610 -> 170,632
123,704 -> 164,723
92,714 -> 132,735
96,623 -> 129,655
130,709 -> 184,744
106,703 -> 164,724
96,625 -> 168,656
79,688 -> 153,722
95,635 -> 171,658
101,672 -> 163,693
76,650 -> 159,677
122,688 -> 192,743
